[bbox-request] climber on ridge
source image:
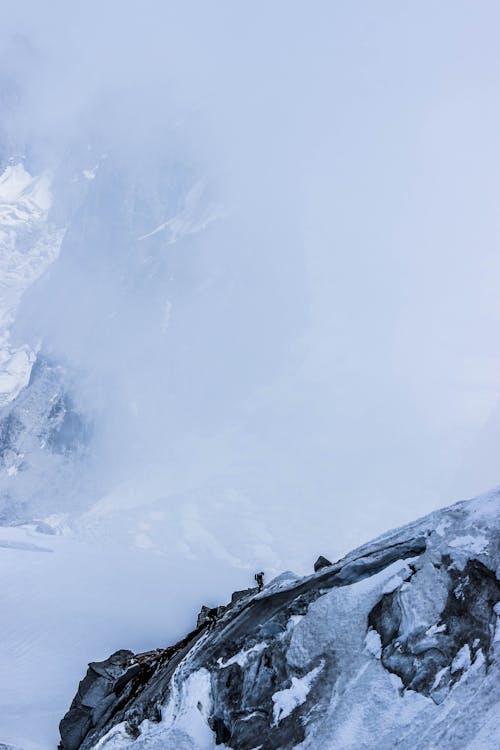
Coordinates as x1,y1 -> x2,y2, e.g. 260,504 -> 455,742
254,571 -> 264,592
206,607 -> 219,629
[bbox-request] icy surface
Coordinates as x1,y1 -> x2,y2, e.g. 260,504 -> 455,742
52,492 -> 500,750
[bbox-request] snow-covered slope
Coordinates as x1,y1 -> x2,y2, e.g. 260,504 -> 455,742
58,491 -> 500,750
0,520 -> 247,750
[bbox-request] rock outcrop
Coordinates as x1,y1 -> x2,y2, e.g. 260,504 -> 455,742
313,555 -> 332,572
59,492 -> 500,750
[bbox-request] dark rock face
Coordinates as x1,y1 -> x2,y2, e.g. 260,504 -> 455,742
313,555 -> 332,572
209,642 -> 332,750
197,606 -> 216,628
197,605 -> 229,629
59,537 -> 428,750
59,625 -> 214,750
58,495 -> 500,750
59,650 -> 134,750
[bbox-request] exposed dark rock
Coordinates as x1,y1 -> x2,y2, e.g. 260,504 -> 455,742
313,555 -> 332,572
113,664 -> 142,695
58,495 -> 500,750
197,605 -> 227,628
59,535 -> 428,750
197,605 -> 215,628
211,716 -> 231,744
230,588 -> 257,604
58,650 -> 133,750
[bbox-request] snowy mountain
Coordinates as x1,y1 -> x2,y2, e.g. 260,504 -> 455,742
1,145 -> 459,564
0,158 -> 90,523
1,151 -> 499,750
0,150 -> 328,750
3,6 -> 500,750
0,162 -> 63,409
58,491 -> 500,750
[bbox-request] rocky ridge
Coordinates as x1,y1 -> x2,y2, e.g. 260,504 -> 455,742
59,491 -> 500,750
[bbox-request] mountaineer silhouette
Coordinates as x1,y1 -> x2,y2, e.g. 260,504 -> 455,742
254,571 -> 264,592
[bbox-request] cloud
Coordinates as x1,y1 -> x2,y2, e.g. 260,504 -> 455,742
2,0 -> 500,556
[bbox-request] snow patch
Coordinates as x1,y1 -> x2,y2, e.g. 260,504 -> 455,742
218,641 -> 267,669
272,662 -> 323,725
364,628 -> 382,658
0,346 -> 36,405
435,520 -> 450,537
451,644 -> 471,674
425,623 -> 447,636
431,666 -> 449,691
382,573 -> 406,594
448,535 -> 488,554
267,570 -> 300,589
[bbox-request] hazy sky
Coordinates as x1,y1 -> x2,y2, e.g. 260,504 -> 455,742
2,1 -> 500,555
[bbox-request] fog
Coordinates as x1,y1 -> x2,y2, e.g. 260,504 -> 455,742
2,1 -> 500,558
3,4 -> 500,748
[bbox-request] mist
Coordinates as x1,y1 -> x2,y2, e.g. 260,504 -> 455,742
3,0 -> 500,559
3,4 -> 500,748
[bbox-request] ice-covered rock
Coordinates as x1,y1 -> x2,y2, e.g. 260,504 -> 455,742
59,491 -> 500,750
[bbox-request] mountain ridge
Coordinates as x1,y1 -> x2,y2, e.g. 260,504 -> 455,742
58,490 -> 500,750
